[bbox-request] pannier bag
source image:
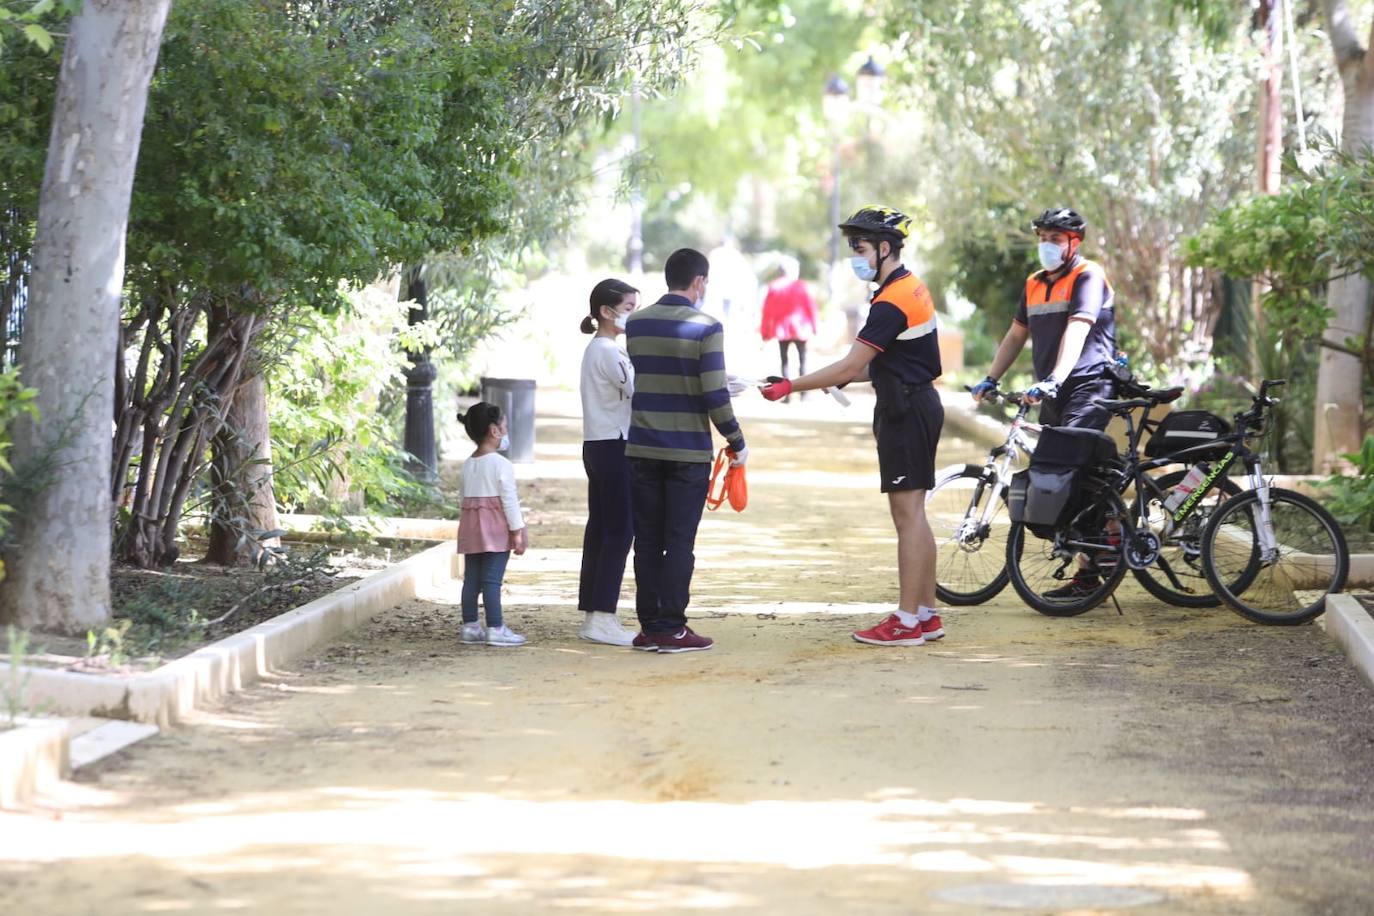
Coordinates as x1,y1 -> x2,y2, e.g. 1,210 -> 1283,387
1144,410 -> 1232,461
1031,426 -> 1119,469
1009,426 -> 1118,538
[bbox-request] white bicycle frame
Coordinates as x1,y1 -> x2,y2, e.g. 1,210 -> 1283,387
935,400 -> 1041,546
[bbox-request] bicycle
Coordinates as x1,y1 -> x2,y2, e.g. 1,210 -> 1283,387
1005,378 -> 1349,622
1197,380 -> 1349,624
1089,379 -> 1249,609
931,375 -> 1233,609
926,389 -> 1039,605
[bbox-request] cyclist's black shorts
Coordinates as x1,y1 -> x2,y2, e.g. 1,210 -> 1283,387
873,384 -> 943,492
1039,373 -> 1113,430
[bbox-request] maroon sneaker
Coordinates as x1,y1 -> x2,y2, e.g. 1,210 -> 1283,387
632,632 -> 659,652
921,614 -> 945,641
654,626 -> 714,653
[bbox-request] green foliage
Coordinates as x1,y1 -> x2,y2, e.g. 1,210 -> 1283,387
3,623 -> 33,726
85,617 -> 134,667
0,369 -> 38,559
886,0 -> 1256,362
1320,435 -> 1374,536
0,1 -> 79,55
267,284 -> 432,516
1186,147 -> 1374,470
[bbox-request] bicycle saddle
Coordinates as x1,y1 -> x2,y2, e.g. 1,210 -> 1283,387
1094,388 -> 1184,413
1094,386 -> 1184,412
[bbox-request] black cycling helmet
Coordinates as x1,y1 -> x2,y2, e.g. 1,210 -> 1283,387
1031,207 -> 1087,238
839,204 -> 912,241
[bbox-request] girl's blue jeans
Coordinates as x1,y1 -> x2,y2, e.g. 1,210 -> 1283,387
462,551 -> 510,627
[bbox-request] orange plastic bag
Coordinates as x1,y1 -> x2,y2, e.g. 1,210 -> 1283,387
705,447 -> 748,512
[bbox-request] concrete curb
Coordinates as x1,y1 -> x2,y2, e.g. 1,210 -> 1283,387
0,718 -> 68,809
277,513 -> 457,542
0,541 -> 455,728
1321,594 -> 1374,689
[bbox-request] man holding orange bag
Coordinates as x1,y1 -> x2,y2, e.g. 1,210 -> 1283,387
625,248 -> 749,653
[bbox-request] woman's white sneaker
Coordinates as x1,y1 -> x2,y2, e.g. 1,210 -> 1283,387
579,611 -> 635,647
459,623 -> 485,644
485,625 -> 527,647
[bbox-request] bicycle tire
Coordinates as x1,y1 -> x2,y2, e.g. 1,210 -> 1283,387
1129,469 -> 1243,608
927,464 -> 1011,606
1006,482 -> 1129,616
1201,487 -> 1349,625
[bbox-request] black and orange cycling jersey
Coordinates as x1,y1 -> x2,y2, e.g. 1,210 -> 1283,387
1014,255 -> 1115,381
856,266 -> 942,406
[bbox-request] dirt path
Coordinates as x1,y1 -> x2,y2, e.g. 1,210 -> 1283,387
3,395 -> 1373,915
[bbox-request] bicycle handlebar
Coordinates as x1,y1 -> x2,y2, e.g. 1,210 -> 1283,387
964,385 -> 1033,412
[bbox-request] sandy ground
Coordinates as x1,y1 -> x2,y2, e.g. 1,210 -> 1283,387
3,391 -> 1373,915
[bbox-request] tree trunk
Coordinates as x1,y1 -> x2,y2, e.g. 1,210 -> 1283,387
400,265 -> 438,482
0,0 -> 171,633
1253,0 -> 1284,378
205,371 -> 282,566
1315,0 -> 1374,472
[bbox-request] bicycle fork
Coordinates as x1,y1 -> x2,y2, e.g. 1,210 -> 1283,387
1246,465 -> 1281,563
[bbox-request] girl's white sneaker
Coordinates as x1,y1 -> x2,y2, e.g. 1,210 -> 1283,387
485,625 -> 527,647
579,611 -> 635,647
460,623 -> 485,644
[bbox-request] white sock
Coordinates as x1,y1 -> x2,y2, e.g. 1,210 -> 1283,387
895,609 -> 920,628
917,605 -> 936,622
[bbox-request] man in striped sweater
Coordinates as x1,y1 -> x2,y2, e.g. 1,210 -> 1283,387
624,248 -> 748,653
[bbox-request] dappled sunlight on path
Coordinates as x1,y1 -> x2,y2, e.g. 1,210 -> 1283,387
3,395 -> 1372,914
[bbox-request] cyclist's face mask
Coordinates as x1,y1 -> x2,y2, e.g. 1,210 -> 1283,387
848,237 -> 881,281
1036,231 -> 1078,271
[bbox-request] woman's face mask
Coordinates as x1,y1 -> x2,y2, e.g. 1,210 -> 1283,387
498,433 -> 510,452
613,312 -> 628,331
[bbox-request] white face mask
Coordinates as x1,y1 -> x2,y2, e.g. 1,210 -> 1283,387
850,256 -> 877,282
498,434 -> 510,452
1038,241 -> 1067,271
613,312 -> 628,331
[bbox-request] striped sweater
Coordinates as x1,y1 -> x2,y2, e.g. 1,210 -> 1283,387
625,294 -> 746,463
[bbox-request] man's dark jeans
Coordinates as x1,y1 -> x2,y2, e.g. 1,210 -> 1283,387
629,457 -> 711,635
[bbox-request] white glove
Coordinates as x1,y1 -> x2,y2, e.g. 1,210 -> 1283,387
729,445 -> 748,467
726,374 -> 760,397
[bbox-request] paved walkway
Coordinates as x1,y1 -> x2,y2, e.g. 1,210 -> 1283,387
3,394 -> 1373,914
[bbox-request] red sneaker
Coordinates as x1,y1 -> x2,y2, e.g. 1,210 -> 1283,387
653,626 -> 714,653
921,615 -> 945,641
632,632 -> 659,652
853,614 -> 926,647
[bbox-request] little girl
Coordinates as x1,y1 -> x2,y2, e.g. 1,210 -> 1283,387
455,402 -> 529,647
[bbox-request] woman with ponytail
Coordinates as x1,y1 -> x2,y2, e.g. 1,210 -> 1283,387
576,278 -> 639,646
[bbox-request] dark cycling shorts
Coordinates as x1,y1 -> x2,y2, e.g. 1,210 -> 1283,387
1039,374 -> 1113,431
873,384 -> 943,492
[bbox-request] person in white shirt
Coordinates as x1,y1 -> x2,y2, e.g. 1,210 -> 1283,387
577,278 -> 639,646
455,402 -> 529,647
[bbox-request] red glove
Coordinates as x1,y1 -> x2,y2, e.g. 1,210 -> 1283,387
761,377 -> 792,402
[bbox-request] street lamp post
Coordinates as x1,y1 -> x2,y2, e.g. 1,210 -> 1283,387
822,74 -> 850,272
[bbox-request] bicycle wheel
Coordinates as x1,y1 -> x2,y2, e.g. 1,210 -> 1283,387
1129,469 -> 1242,608
927,464 -> 1012,605
1201,487 -> 1350,625
1006,483 -> 1129,616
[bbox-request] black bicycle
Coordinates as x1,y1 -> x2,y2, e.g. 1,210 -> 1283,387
956,372 -> 1239,613
1006,379 -> 1348,622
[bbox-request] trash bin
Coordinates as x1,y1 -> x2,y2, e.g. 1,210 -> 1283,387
480,377 -> 536,463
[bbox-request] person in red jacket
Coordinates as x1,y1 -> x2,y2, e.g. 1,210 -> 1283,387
759,257 -> 817,400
